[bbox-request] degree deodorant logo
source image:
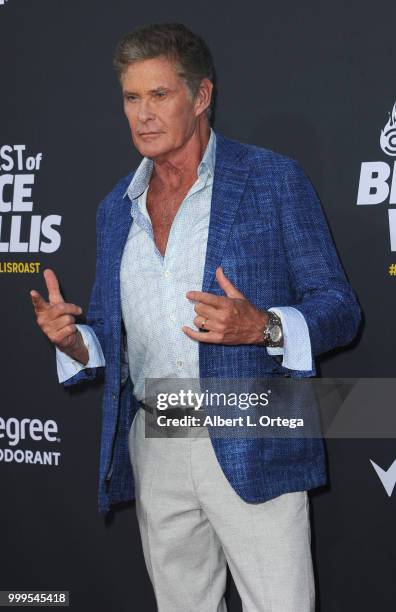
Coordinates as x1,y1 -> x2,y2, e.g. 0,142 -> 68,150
0,416 -> 62,468
357,100 -> 396,252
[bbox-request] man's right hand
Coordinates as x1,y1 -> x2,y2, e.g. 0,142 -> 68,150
30,268 -> 89,365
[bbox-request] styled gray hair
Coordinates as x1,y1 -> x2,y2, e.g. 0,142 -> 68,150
113,22 -> 217,124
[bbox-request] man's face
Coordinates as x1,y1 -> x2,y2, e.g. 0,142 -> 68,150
121,55 -> 202,159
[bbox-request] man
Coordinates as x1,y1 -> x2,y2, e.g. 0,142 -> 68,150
30,22 -> 361,612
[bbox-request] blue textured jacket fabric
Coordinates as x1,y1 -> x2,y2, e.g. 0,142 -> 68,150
63,131 -> 361,515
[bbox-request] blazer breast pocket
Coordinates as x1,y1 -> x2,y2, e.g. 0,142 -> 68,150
225,220 -> 274,260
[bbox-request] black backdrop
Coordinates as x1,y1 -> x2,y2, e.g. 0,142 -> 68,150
1,1 -> 396,610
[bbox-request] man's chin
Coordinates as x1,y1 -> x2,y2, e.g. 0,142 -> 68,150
135,138 -> 170,160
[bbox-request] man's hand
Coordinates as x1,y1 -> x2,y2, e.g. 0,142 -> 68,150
182,266 -> 269,345
30,268 -> 88,364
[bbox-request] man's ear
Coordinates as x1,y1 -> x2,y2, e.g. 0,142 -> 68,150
194,78 -> 213,117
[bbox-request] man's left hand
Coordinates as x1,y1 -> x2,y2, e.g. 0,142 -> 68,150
182,266 -> 268,345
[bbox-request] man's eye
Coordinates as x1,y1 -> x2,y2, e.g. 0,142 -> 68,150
125,96 -> 137,102
155,92 -> 166,98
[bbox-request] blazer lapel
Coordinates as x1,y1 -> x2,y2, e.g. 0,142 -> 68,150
108,195 -> 134,340
201,131 -> 250,293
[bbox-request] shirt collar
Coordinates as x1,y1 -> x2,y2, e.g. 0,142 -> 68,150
123,127 -> 216,201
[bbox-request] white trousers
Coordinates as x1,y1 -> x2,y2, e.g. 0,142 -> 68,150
128,407 -> 315,612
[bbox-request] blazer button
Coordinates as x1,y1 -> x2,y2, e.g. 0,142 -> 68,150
112,393 -> 117,400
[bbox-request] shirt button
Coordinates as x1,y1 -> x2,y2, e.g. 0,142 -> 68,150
176,360 -> 183,368
169,314 -> 176,323
164,270 -> 171,278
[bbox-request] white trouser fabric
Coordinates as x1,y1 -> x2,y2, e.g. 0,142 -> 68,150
128,408 -> 315,612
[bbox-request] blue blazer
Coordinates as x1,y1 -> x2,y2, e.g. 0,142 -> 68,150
63,131 -> 361,515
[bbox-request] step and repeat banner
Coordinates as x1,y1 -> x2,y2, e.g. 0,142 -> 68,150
1,1 -> 396,610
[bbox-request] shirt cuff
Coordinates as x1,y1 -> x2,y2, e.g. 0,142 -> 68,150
266,306 -> 312,371
55,324 -> 106,383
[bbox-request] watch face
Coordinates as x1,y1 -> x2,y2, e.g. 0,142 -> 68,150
269,325 -> 282,342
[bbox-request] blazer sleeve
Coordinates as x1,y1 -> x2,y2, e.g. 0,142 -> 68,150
62,199 -> 107,388
279,159 -> 361,359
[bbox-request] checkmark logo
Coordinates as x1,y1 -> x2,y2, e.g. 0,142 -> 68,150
370,458 -> 396,497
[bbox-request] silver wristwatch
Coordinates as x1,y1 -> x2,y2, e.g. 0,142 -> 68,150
262,311 -> 283,347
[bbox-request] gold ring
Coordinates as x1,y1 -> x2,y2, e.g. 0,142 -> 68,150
201,317 -> 207,329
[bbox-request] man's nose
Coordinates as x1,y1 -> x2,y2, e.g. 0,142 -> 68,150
137,99 -> 155,122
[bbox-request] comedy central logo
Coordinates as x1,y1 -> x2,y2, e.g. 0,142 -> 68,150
357,100 -> 396,251
380,102 -> 396,157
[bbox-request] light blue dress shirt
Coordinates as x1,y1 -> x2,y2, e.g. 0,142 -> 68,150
56,129 -> 312,386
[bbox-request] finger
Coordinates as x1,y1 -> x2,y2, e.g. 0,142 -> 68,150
46,302 -> 83,322
51,324 -> 77,345
181,325 -> 223,343
193,315 -> 222,332
30,290 -> 49,313
186,290 -> 226,308
57,328 -> 80,350
194,314 -> 211,330
215,266 -> 245,299
43,268 -> 64,305
193,303 -> 217,318
50,314 -> 77,333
